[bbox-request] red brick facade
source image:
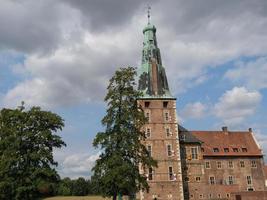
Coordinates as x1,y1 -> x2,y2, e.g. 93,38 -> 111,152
138,99 -> 184,200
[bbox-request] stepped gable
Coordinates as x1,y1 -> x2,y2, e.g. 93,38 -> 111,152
191,128 -> 262,157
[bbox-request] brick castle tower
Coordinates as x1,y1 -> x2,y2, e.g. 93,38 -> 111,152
137,12 -> 184,200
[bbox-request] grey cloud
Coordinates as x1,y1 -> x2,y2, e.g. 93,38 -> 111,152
0,0 -> 82,54
155,0 -> 267,33
3,25 -> 142,108
61,0 -> 155,32
2,0 -> 267,108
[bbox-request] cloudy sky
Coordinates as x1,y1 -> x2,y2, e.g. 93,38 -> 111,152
1,0 -> 267,178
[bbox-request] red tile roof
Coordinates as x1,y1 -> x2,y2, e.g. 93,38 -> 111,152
191,130 -> 262,157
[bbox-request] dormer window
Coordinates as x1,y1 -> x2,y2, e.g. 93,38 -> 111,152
180,135 -> 186,141
242,148 -> 248,152
213,148 -> 219,153
233,148 -> 239,152
224,148 -> 229,153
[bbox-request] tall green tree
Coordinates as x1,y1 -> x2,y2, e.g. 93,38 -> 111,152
0,103 -> 66,200
92,67 -> 157,200
72,177 -> 88,196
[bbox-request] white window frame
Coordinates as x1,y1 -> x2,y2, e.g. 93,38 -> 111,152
167,144 -> 173,157
246,175 -> 252,185
228,161 -> 234,168
165,126 -> 172,137
168,166 -> 174,181
164,110 -> 170,122
146,127 -> 151,138
147,145 -> 152,157
205,161 -> 211,169
217,161 -> 222,169
251,160 -> 257,168
191,147 -> 198,160
209,176 -> 215,185
145,110 -> 151,122
148,167 -> 153,181
240,161 -> 245,168
196,176 -> 201,182
228,176 -> 234,185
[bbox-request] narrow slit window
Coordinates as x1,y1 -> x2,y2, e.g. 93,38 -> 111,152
147,145 -> 152,157
146,111 -> 150,122
164,112 -> 169,121
148,168 -> 153,180
169,166 -> 174,180
146,127 -> 151,138
166,127 -> 171,137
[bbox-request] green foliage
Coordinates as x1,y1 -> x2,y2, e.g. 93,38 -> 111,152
57,178 -> 72,196
72,177 -> 88,196
0,104 -> 66,200
57,177 -> 95,196
92,67 -> 157,199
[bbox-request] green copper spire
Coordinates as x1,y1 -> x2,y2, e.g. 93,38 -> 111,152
138,11 -> 173,99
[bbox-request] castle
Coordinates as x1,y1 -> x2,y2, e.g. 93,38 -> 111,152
136,17 -> 267,200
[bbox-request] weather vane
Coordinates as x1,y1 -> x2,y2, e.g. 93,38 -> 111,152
147,5 -> 151,24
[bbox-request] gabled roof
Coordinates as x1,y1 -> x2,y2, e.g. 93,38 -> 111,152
178,125 -> 202,144
191,130 -> 262,157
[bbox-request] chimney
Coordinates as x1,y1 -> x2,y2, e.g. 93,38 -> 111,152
248,128 -> 252,133
222,126 -> 228,134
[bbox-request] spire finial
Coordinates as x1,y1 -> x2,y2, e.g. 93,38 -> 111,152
147,5 -> 151,24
